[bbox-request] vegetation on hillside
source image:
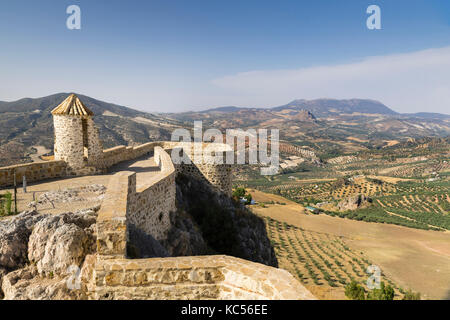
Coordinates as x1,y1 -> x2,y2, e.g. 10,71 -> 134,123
263,217 -> 410,299
0,192 -> 13,216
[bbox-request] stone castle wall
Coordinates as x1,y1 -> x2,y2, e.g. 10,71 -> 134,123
102,142 -> 164,168
0,141 -> 232,195
53,115 -> 104,176
85,118 -> 105,168
92,147 -> 315,299
175,162 -> 232,196
0,102 -> 316,300
101,141 -> 232,195
83,255 -> 316,300
53,115 -> 85,170
167,143 -> 233,196
0,138 -> 314,299
0,161 -> 67,188
127,147 -> 176,242
97,147 -> 175,256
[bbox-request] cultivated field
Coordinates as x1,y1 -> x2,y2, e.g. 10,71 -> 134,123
249,189 -> 450,300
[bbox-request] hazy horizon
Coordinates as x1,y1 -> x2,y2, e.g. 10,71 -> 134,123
2,92 -> 450,117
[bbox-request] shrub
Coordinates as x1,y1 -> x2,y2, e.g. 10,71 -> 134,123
232,187 -> 253,205
345,281 -> 366,300
402,289 -> 421,300
366,282 -> 395,300
232,187 -> 246,199
0,192 -> 12,216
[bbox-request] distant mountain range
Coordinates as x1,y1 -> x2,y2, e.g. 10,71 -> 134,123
170,98 -> 450,155
0,93 -> 449,166
198,99 -> 450,119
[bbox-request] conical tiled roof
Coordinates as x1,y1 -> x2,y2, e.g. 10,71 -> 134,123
51,94 -> 94,116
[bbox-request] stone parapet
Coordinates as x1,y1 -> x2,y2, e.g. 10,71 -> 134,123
0,141 -> 233,196
96,171 -> 133,256
85,255 -> 316,300
102,142 -> 164,168
97,147 -> 176,256
0,160 -> 67,188
127,146 -> 176,241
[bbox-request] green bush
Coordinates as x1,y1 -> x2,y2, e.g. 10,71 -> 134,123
402,289 -> 421,300
232,187 -> 246,199
366,282 -> 395,300
0,192 -> 13,216
232,187 -> 253,205
345,281 -> 366,300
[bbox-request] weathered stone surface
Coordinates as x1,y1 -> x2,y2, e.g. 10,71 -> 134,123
0,210 -> 45,270
38,224 -> 93,276
0,161 -> 67,188
87,255 -> 315,300
164,211 -> 209,257
175,174 -> 277,267
29,184 -> 106,209
28,211 -> 97,276
337,194 -> 373,211
1,265 -> 83,300
0,268 -> 7,299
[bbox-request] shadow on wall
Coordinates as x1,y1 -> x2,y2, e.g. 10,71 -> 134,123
121,165 -> 160,174
127,224 -> 169,258
107,153 -> 160,174
124,171 -> 278,268
173,173 -> 278,267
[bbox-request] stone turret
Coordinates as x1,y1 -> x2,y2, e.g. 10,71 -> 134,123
51,94 -> 104,175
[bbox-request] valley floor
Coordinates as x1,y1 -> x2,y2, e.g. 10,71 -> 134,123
249,189 -> 450,300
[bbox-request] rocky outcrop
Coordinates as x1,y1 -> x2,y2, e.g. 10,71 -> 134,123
0,210 -> 45,270
28,209 -> 97,276
0,208 -> 98,300
28,210 -> 97,276
337,194 -> 373,211
173,174 -> 278,267
1,265 -> 83,300
0,268 -> 6,299
164,210 -> 209,257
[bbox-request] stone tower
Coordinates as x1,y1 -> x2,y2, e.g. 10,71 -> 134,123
51,94 -> 104,174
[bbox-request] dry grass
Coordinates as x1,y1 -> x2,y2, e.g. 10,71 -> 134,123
250,189 -> 450,300
265,216 -> 402,299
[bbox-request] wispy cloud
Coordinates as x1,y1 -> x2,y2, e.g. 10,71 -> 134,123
211,47 -> 450,114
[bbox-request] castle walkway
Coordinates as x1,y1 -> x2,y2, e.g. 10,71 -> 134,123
0,153 -> 159,216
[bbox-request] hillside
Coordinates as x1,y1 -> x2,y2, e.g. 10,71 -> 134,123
170,99 -> 450,158
1,94 -> 450,166
272,99 -> 399,117
0,93 -> 182,166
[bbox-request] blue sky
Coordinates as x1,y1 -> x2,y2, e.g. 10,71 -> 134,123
0,0 -> 449,113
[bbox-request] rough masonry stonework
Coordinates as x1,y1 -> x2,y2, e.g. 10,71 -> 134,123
0,94 -> 315,300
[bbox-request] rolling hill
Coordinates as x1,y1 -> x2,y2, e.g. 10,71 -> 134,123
1,94 -> 449,166
0,93 -> 182,166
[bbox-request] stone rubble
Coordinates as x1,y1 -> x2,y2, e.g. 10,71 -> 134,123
28,184 -> 106,208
